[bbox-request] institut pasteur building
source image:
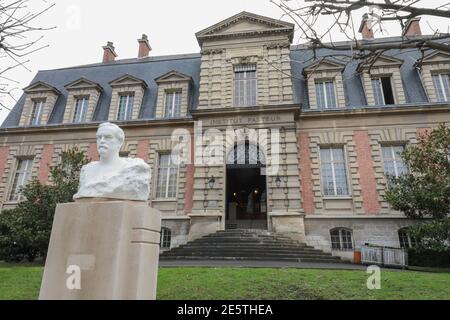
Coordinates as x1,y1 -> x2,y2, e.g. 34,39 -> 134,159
1,12 -> 450,261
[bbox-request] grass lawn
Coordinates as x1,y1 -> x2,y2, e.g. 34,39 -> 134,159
0,264 -> 449,300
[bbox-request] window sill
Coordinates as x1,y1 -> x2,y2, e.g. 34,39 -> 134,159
152,198 -> 177,203
323,196 -> 353,200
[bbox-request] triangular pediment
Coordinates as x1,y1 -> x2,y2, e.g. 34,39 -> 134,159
155,70 -> 193,84
65,78 -> 103,91
357,55 -> 403,72
23,81 -> 61,95
196,11 -> 294,45
304,59 -> 345,73
109,74 -> 148,88
421,50 -> 450,63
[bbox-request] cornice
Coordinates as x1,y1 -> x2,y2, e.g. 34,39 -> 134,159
0,118 -> 194,135
300,104 -> 450,119
191,104 -> 301,119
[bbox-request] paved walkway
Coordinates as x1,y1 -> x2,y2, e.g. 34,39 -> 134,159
159,260 -> 368,270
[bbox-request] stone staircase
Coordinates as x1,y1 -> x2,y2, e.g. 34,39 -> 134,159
160,229 -> 343,263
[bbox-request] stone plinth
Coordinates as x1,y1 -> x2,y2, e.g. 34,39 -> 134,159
39,200 -> 161,300
187,211 -> 222,241
269,212 -> 306,242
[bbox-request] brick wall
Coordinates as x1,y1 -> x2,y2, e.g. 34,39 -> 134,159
354,131 -> 380,214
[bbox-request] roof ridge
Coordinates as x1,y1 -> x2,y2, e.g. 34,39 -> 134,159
38,52 -> 201,73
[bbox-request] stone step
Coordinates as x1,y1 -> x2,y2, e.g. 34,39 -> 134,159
174,246 -> 323,253
192,238 -> 304,244
160,256 -> 345,263
160,230 -> 344,264
162,252 -> 338,260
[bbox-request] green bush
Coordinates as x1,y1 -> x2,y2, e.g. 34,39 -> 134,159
0,147 -> 88,262
408,249 -> 450,268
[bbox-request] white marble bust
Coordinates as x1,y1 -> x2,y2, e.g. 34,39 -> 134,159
74,122 -> 151,201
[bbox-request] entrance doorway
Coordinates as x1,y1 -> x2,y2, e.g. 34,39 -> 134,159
226,141 -> 267,230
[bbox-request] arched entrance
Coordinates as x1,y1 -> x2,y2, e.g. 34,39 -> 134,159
226,141 -> 267,230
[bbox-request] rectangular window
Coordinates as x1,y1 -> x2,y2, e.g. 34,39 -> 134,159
320,147 -> 349,196
234,64 -> 257,107
117,94 -> 134,121
382,145 -> 408,178
315,80 -> 337,109
164,91 -> 182,118
155,154 -> 178,199
9,159 -> 33,201
432,74 -> 450,102
29,100 -> 44,126
72,97 -> 89,123
371,77 -> 395,105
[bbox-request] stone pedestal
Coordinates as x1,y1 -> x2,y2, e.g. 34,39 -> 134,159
269,212 -> 306,242
39,200 -> 161,300
187,211 -> 222,241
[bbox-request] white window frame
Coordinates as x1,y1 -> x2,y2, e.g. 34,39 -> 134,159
155,153 -> 179,199
164,90 -> 182,118
371,78 -> 386,105
315,80 -> 338,109
233,64 -> 257,107
319,147 -> 350,197
160,227 -> 172,249
330,228 -> 354,251
381,145 -> 408,178
432,73 -> 450,102
72,97 -> 89,123
117,94 -> 134,121
398,229 -> 416,249
29,100 -> 44,126
9,158 -> 34,202
371,76 -> 395,105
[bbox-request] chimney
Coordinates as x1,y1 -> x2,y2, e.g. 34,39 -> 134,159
138,34 -> 152,58
403,17 -> 422,37
102,41 -> 117,63
359,14 -> 374,40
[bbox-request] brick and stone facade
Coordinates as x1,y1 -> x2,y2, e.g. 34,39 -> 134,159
1,11 -> 449,261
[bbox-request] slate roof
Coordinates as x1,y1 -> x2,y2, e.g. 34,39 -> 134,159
2,36 -> 449,128
1,53 -> 201,128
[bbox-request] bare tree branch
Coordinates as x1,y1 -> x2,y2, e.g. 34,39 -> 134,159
0,0 -> 55,105
271,0 -> 450,64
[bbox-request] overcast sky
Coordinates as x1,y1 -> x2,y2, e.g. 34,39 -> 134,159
1,0 -> 449,124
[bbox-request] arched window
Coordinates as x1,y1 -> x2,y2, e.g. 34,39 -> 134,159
330,228 -> 353,251
398,228 -> 416,249
160,227 -> 172,249
227,141 -> 265,166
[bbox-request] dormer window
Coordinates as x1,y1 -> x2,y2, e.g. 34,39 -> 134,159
315,80 -> 337,109
72,97 -> 89,123
371,76 -> 395,105
64,78 -> 102,124
234,64 -> 257,107
29,100 -> 45,126
20,81 -> 60,127
117,94 -> 135,121
165,90 -> 182,118
358,55 -> 405,106
432,74 -> 450,102
155,70 -> 192,119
